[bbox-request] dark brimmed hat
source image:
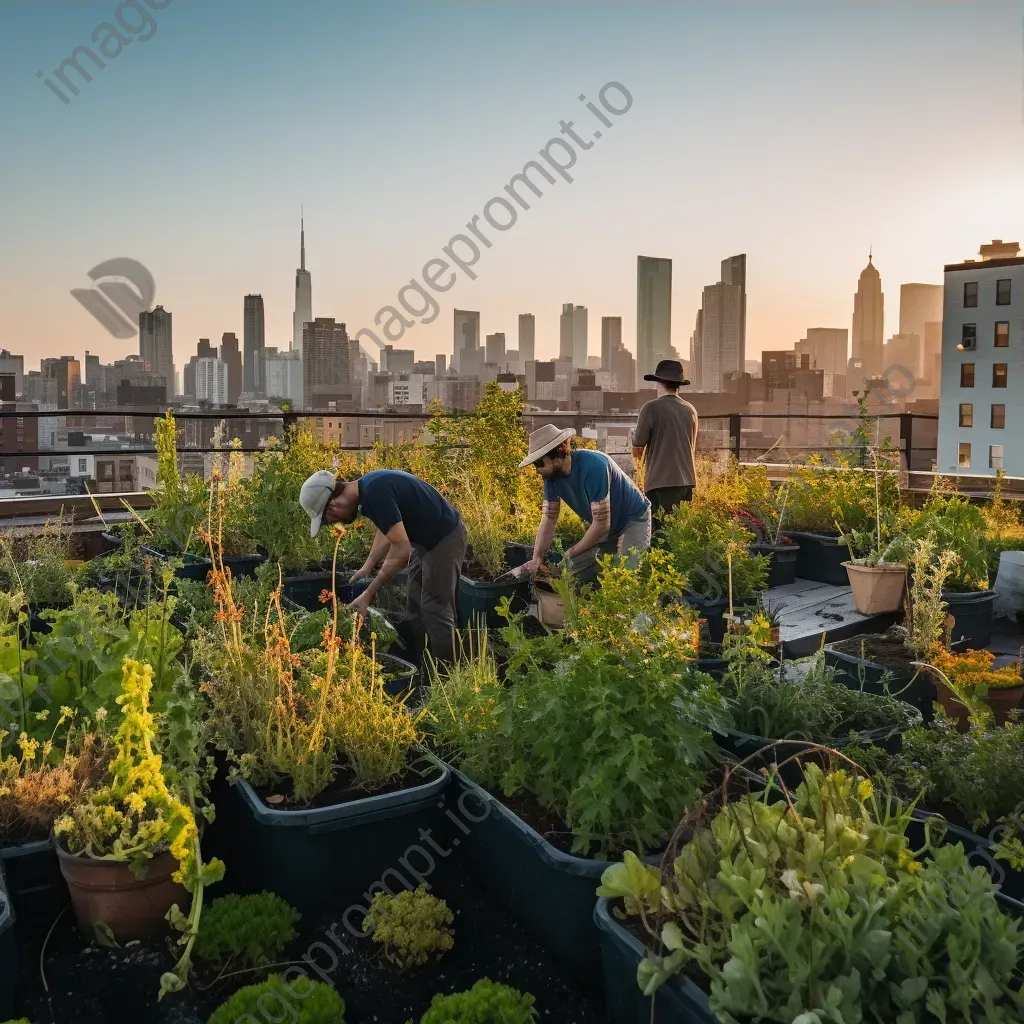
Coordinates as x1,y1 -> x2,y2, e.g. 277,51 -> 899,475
643,359 -> 690,386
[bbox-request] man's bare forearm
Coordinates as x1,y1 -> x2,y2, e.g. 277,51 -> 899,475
534,500 -> 559,560
365,543 -> 411,599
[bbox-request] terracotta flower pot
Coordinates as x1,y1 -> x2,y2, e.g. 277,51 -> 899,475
935,681 -> 1024,731
843,561 -> 907,615
55,843 -> 187,943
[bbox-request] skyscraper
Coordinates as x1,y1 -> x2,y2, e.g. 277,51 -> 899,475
559,304 -> 588,368
243,294 -> 266,397
796,328 -> 848,377
697,282 -> 743,392
636,256 -> 672,384
220,333 -> 242,405
485,332 -> 506,365
453,310 -> 480,373
601,316 -> 622,370
898,283 -> 942,378
184,338 -> 216,399
303,318 -> 356,407
292,213 -> 312,355
195,357 -> 229,405
518,314 -> 535,365
139,305 -> 174,393
721,254 -> 747,371
852,254 -> 884,381
41,356 -> 81,409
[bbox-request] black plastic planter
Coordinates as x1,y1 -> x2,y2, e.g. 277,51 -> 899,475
457,575 -> 531,630
447,768 -> 621,979
942,589 -> 997,650
0,863 -> 16,1022
594,899 -> 715,1024
788,531 -> 849,586
824,647 -> 937,722
221,553 -> 266,579
0,838 -> 66,921
282,568 -> 371,612
753,541 -> 800,589
215,764 -> 450,919
377,652 -> 417,696
139,544 -> 210,581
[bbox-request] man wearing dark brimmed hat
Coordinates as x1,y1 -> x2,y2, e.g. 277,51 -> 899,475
515,424 -> 651,584
633,359 -> 698,519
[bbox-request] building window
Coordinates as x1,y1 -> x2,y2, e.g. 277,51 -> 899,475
78,458 -> 87,473
993,363 -> 1008,388
959,403 -> 973,427
990,445 -> 1005,470
995,321 -> 1010,347
958,442 -> 972,468
960,323 -> 977,350
964,281 -> 978,307
992,404 -> 1006,428
960,363 -> 975,387
996,279 -> 1012,306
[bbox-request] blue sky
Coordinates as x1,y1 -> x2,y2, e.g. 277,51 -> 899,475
2,0 -> 1023,372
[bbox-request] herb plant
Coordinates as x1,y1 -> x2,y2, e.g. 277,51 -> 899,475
906,496 -> 992,591
0,520 -> 79,610
206,975 -> 345,1024
362,885 -> 454,968
600,763 -> 1024,1022
419,979 -> 537,1024
194,892 -> 300,971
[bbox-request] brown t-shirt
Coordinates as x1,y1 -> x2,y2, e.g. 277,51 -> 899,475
633,394 -> 698,491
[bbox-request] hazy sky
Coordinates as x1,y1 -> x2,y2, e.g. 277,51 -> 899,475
3,0 -> 1024,376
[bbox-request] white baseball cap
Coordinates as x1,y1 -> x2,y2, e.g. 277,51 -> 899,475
299,470 -> 339,538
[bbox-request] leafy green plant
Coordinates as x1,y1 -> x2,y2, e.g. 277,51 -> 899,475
419,979 -> 537,1024
899,535 -> 958,660
206,974 -> 345,1024
906,496 -> 991,591
600,763 -> 1024,1022
719,636 -> 921,742
0,519 -> 79,610
361,885 -> 454,969
659,501 -> 768,600
194,892 -> 300,971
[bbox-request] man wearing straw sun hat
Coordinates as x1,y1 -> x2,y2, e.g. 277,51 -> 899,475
514,424 -> 651,585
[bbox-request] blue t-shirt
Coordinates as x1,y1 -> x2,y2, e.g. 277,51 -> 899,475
358,470 -> 460,550
543,449 -> 650,535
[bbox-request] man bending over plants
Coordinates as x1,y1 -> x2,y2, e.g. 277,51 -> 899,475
516,424 -> 651,584
299,468 -> 467,662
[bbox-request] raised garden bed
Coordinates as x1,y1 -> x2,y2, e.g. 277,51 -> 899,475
787,530 -> 849,585
752,540 -> 800,589
458,543 -> 534,630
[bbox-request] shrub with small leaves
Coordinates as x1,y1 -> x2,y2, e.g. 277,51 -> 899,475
207,974 -> 345,1024
420,979 -> 537,1024
362,885 -> 453,968
194,892 -> 299,970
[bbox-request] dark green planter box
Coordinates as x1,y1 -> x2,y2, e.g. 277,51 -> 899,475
594,899 -> 715,1024
139,545 -> 210,581
457,575 -> 531,630
0,862 -> 16,1021
824,647 -> 936,723
216,764 -> 450,919
221,553 -> 266,579
448,768 -> 614,979
753,541 -> 800,589
943,589 -> 996,650
788,531 -> 849,586
282,566 -> 368,612
0,838 -> 66,921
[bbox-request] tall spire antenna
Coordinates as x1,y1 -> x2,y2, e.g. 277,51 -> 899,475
868,243 -> 873,264
300,205 -> 305,271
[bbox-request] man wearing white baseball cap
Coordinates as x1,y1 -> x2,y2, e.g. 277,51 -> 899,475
514,424 -> 651,584
299,468 -> 466,663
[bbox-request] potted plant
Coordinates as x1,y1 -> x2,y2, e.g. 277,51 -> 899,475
595,761 -> 1024,1024
422,551 -> 724,977
927,647 -> 1024,729
741,483 -> 801,589
53,658 -> 224,996
197,516 -> 447,920
658,502 -> 769,644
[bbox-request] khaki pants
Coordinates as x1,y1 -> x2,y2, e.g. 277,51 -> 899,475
407,520 -> 467,663
565,511 -> 652,585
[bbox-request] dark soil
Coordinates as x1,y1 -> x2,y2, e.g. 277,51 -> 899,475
830,629 -> 914,673
490,787 -> 579,856
14,859 -> 603,1024
461,555 -> 510,583
254,761 -> 443,812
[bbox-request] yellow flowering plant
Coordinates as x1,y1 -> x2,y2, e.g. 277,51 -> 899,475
53,659 -> 225,999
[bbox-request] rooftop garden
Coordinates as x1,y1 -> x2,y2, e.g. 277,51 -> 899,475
2,388 -> 1024,1023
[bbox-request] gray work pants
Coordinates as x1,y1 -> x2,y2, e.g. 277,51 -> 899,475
565,510 -> 652,585
407,520 -> 467,663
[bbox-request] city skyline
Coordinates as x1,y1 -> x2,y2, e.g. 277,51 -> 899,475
3,2 -> 1024,373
